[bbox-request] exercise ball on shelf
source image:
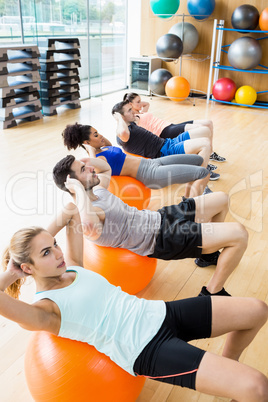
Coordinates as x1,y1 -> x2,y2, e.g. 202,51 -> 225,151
150,0 -> 180,19
187,0 -> 215,21
108,176 -> 151,210
165,76 -> 191,102
235,85 -> 257,106
231,4 -> 259,31
83,238 -> 157,295
169,22 -> 199,54
25,332 -> 146,402
228,36 -> 262,70
259,7 -> 268,34
156,33 -> 183,62
212,78 -> 237,102
149,68 -> 173,95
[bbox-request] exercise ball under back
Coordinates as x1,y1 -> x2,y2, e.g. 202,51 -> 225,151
231,4 -> 259,31
156,33 -> 183,61
169,22 -> 199,54
228,36 -> 262,70
149,68 -> 173,95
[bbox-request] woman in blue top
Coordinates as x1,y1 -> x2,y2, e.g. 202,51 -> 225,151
1,202 -> 268,400
62,122 -> 210,197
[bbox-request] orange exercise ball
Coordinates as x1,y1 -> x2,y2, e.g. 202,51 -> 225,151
83,238 -> 157,294
259,7 -> 268,33
25,332 -> 145,402
165,76 -> 191,102
108,175 -> 151,210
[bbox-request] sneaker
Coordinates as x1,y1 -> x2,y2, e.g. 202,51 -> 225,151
210,152 -> 226,162
195,251 -> 220,267
203,185 -> 213,195
198,286 -> 231,297
210,171 -> 220,181
207,163 -> 217,171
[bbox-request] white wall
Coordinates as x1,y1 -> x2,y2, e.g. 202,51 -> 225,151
126,0 -> 142,83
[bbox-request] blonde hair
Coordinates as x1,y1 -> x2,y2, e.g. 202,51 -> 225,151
2,227 -> 45,299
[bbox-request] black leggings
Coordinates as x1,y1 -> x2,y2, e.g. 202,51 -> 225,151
160,120 -> 194,139
133,297 -> 212,390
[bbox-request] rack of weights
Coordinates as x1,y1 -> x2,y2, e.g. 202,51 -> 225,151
0,45 -> 42,129
38,38 -> 81,116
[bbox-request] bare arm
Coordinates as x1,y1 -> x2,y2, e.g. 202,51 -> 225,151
65,177 -> 104,241
46,202 -> 84,267
0,261 -> 58,332
139,101 -> 150,113
113,112 -> 130,142
80,157 -> 111,190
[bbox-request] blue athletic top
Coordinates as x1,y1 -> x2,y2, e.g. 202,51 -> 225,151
96,146 -> 126,175
33,266 -> 166,376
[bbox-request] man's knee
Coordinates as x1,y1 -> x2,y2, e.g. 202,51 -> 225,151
243,371 -> 268,402
234,222 -> 248,249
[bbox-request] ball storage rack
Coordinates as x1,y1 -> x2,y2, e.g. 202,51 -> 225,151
206,19 -> 268,109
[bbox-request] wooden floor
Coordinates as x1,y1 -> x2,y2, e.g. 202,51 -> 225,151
0,93 -> 268,401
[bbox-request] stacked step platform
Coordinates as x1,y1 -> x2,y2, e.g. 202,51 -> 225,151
0,45 -> 42,129
38,38 -> 81,116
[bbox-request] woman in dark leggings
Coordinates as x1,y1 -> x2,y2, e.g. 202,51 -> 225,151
1,203 -> 268,401
62,122 -> 210,197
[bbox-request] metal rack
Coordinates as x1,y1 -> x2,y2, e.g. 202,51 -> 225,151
207,19 -> 268,109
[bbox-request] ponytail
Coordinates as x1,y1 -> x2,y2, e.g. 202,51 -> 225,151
2,226 -> 44,299
2,247 -> 25,299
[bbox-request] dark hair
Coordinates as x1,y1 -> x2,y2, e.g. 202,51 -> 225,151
53,155 -> 76,193
111,100 -> 129,115
123,92 -> 139,102
62,123 -> 92,151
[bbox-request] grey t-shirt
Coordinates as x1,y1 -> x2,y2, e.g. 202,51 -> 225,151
91,188 -> 161,256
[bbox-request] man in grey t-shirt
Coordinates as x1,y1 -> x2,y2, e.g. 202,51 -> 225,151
53,155 -> 248,298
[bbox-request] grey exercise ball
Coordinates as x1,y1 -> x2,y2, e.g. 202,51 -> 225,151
228,36 -> 262,70
231,4 -> 259,32
169,22 -> 199,54
156,34 -> 183,62
149,68 -> 173,95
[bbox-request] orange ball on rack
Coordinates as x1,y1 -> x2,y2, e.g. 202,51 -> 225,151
259,7 -> 268,33
165,76 -> 190,102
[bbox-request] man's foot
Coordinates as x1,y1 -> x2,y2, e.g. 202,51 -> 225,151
195,251 -> 220,267
203,185 -> 213,195
207,163 -> 217,171
198,286 -> 231,297
209,171 -> 220,181
210,152 -> 226,162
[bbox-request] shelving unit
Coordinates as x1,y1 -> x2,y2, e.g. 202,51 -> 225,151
38,38 -> 81,116
0,45 -> 42,129
207,19 -> 268,109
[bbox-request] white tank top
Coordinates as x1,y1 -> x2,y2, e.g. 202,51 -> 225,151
34,266 -> 166,375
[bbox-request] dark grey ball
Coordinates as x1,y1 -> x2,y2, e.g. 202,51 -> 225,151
231,4 -> 259,31
156,34 -> 183,62
149,68 -> 173,95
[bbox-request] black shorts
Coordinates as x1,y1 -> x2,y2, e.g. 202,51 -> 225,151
148,198 -> 202,260
133,296 -> 212,389
160,121 -> 194,139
